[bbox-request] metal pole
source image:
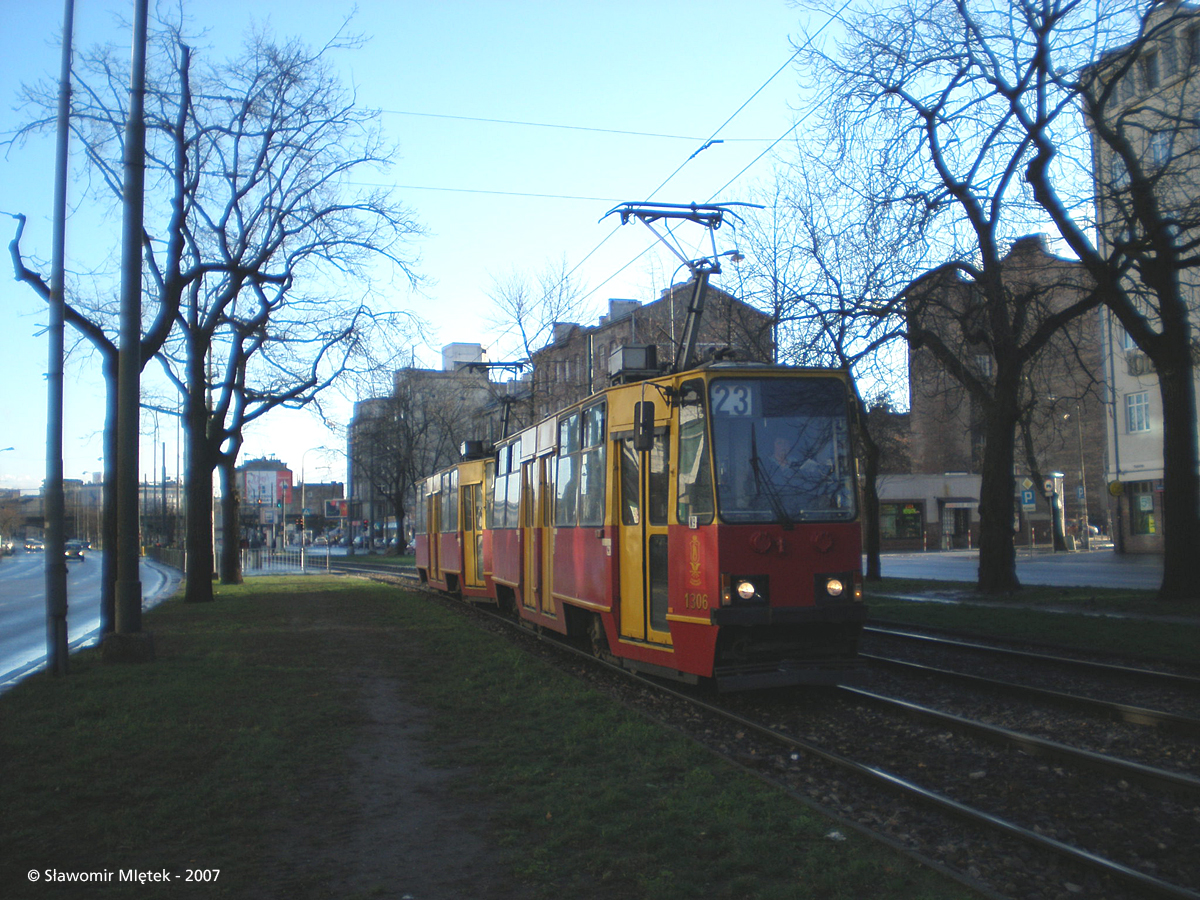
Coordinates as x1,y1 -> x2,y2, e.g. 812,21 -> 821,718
44,0 -> 75,677
114,0 -> 149,637
1076,405 -> 1090,550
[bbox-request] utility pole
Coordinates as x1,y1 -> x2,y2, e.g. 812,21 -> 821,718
105,0 -> 154,662
44,0 -> 75,677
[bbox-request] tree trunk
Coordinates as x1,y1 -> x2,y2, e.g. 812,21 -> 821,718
183,346 -> 215,603
183,443 -> 215,603
1156,343 -> 1200,601
976,392 -> 1021,594
217,453 -> 243,584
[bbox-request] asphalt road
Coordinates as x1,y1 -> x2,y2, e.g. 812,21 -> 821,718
876,547 -> 1165,591
0,549 -> 179,690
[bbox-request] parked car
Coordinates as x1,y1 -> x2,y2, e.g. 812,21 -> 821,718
64,540 -> 86,561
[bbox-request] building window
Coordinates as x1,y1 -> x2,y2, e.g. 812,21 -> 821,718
880,502 -> 924,540
1129,480 -> 1157,535
1142,50 -> 1161,89
1109,152 -> 1129,188
1120,68 -> 1137,103
1126,391 -> 1151,433
1150,130 -> 1173,168
1162,35 -> 1178,78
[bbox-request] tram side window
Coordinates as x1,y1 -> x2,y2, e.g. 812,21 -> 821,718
440,473 -> 452,533
492,446 -> 510,528
620,438 -> 639,525
506,459 -> 521,525
415,484 -> 426,534
578,403 -> 606,526
483,460 -> 494,529
439,470 -> 459,533
677,380 -> 714,525
555,412 -> 580,526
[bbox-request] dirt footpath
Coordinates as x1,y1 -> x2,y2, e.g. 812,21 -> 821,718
258,620 -> 532,899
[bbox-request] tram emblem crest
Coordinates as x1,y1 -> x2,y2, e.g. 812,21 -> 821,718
687,534 -> 703,586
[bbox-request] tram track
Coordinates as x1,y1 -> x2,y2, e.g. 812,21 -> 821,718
863,653 -> 1200,736
333,563 -> 1200,899
839,685 -> 1200,797
865,625 -> 1200,691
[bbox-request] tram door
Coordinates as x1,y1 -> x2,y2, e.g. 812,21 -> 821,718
520,453 -> 556,616
520,457 -> 539,611
426,485 -> 442,583
462,482 -> 484,588
618,433 -> 672,645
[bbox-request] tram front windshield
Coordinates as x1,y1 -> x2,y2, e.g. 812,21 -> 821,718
710,377 -> 856,524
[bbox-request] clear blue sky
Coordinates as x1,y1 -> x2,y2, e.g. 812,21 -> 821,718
0,0 -> 828,491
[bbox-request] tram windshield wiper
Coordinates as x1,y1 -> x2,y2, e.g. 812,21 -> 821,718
749,428 -> 793,530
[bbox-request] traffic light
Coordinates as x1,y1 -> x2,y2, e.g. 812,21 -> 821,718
362,519 -> 368,528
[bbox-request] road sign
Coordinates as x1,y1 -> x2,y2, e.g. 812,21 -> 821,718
1021,489 -> 1036,512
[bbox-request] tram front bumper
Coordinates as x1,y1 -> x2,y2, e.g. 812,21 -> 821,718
709,603 -> 868,627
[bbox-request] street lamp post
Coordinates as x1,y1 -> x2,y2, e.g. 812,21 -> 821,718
1070,407 -> 1090,551
299,448 -> 319,573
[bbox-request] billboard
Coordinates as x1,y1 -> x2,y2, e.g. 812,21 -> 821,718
242,468 -> 293,512
325,499 -> 349,519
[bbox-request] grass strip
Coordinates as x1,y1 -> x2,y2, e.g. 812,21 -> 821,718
864,579 -> 1200,666
2,576 -> 972,900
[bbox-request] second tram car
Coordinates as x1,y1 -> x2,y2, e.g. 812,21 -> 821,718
415,359 -> 865,690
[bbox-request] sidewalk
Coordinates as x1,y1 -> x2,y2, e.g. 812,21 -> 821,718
877,547 -> 1165,591
870,589 -> 1200,626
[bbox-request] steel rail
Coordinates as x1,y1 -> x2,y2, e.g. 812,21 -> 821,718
864,654 -> 1200,736
865,626 -> 1200,690
839,686 -> 1200,797
643,682 -> 1200,900
327,559 -> 418,578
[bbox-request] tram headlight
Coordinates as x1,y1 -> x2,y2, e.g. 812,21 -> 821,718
815,572 -> 856,604
721,575 -> 767,605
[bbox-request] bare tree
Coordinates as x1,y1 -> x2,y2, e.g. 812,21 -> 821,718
348,366 -> 494,552
485,255 -> 589,427
487,256 -> 590,360
810,0 -> 1199,599
738,157 -> 919,580
12,12 -> 424,603
801,0 -> 1130,593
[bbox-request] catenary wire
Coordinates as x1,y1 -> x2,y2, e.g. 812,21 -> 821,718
377,108 -> 772,142
570,0 -> 854,309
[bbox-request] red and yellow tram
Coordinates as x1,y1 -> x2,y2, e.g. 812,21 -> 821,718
415,359 -> 865,690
